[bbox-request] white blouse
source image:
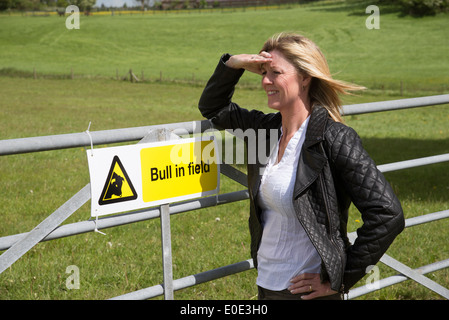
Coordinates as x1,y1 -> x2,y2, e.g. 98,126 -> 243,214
256,116 -> 322,291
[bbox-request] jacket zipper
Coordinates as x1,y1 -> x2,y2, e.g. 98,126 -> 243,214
320,174 -> 346,293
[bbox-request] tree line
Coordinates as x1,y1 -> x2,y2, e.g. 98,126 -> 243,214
0,0 -> 95,12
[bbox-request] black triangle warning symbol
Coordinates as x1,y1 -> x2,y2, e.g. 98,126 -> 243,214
99,156 -> 138,205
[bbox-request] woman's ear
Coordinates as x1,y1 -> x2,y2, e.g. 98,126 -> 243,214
298,74 -> 312,92
302,74 -> 312,88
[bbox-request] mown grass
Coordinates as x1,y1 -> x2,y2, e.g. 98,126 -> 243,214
0,1 -> 448,300
0,2 -> 448,92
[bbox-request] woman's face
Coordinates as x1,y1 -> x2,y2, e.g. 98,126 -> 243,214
261,50 -> 306,111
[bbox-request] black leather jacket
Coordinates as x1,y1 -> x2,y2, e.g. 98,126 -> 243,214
198,55 -> 404,293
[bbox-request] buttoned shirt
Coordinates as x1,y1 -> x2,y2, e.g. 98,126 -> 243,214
256,116 -> 322,290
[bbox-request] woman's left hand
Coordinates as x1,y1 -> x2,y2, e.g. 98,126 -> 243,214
288,273 -> 337,300
225,51 -> 272,75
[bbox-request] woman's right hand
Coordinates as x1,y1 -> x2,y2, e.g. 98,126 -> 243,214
225,51 -> 272,75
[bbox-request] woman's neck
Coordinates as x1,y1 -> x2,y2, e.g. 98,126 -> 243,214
276,101 -> 311,163
280,101 -> 311,138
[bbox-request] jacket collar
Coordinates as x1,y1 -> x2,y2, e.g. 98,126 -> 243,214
293,105 -> 329,198
303,105 -> 329,148
250,105 -> 330,199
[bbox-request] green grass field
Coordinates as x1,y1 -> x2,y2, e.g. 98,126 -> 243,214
0,1 -> 448,300
1,1 -> 448,92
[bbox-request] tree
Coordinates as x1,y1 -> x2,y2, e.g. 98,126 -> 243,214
134,0 -> 150,10
0,0 -> 12,10
0,0 -> 40,10
66,0 -> 95,12
398,0 -> 448,16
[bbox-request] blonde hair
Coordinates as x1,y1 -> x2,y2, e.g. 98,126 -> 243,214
260,32 -> 365,122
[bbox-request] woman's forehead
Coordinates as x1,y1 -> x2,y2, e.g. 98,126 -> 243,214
262,50 -> 295,70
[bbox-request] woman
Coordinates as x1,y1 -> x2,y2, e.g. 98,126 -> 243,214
198,32 -> 404,300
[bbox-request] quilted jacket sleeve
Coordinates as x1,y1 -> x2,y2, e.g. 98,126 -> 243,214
325,122 -> 405,289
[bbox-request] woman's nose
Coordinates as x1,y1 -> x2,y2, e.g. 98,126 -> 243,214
262,74 -> 273,85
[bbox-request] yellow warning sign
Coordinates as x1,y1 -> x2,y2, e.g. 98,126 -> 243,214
98,156 -> 138,205
140,139 -> 218,204
87,136 -> 219,217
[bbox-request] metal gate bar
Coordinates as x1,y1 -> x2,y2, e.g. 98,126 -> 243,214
1,94 -> 448,157
110,259 -> 255,300
0,184 -> 90,275
341,94 -> 449,115
0,190 -> 249,251
379,254 -> 449,299
348,258 -> 449,299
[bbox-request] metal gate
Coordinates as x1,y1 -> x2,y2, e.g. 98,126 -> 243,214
1,94 -> 449,299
